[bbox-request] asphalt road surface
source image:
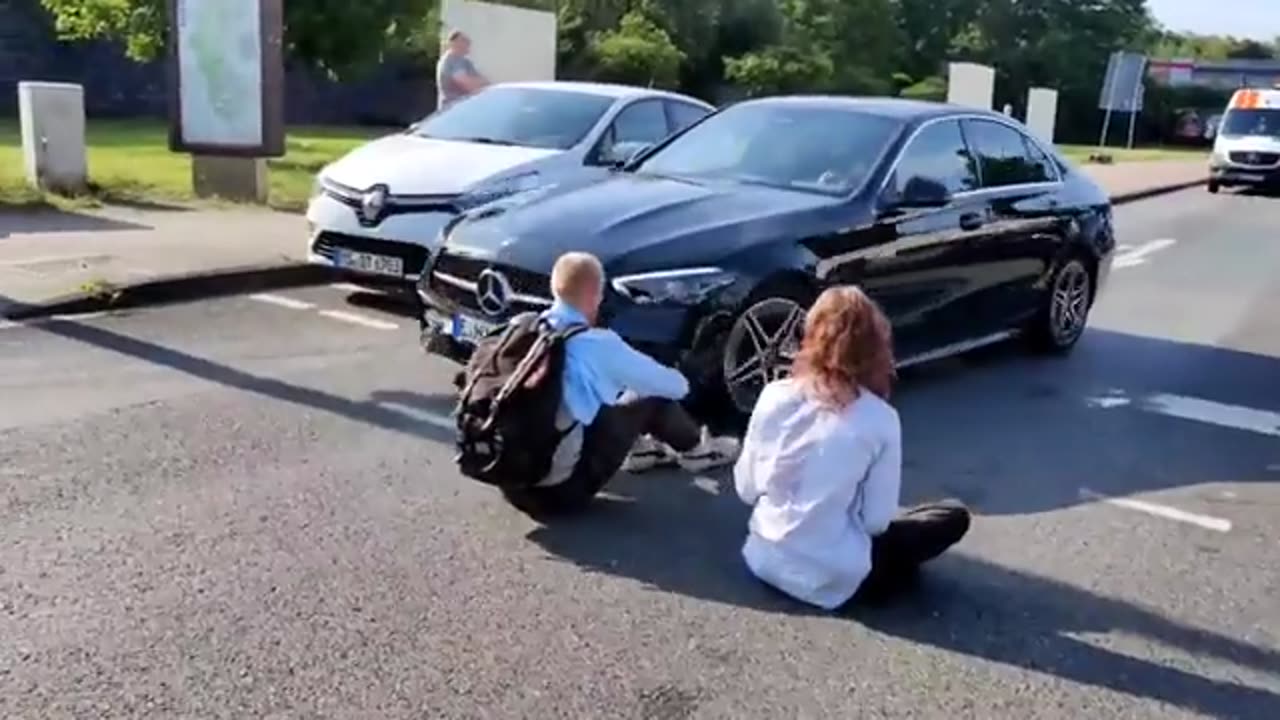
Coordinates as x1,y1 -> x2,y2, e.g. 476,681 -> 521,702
3,188 -> 1279,719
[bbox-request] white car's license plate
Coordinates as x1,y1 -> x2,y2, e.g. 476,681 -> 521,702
1235,173 -> 1266,182
452,314 -> 497,344
337,249 -> 403,276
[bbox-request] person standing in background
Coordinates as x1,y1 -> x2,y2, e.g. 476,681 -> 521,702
436,30 -> 489,111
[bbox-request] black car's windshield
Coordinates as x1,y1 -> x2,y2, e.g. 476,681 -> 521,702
414,87 -> 615,150
635,103 -> 904,196
1219,108 -> 1280,138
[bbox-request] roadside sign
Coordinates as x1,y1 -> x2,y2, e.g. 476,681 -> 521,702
1098,51 -> 1148,112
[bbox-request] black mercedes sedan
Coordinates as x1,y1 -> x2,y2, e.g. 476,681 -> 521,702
417,96 -> 1117,415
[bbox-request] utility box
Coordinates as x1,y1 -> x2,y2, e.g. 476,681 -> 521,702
1026,87 -> 1059,143
18,81 -> 88,193
947,63 -> 996,111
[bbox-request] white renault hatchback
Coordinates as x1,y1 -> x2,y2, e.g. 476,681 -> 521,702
306,81 -> 714,284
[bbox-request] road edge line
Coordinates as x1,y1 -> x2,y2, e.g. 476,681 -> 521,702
1109,178 -> 1208,205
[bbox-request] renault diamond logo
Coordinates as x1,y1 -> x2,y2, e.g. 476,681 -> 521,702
475,268 -> 513,317
359,184 -> 389,225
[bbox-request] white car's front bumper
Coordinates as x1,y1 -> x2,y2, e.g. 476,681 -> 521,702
305,193 -> 455,282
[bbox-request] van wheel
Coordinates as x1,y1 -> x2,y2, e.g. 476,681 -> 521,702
1208,181 -> 1220,194
1029,256 -> 1092,354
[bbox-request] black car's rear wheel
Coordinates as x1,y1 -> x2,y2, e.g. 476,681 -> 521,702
720,287 -> 810,416
1029,256 -> 1092,353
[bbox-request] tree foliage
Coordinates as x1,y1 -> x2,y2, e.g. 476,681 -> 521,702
36,0 -> 1280,139
588,11 -> 685,89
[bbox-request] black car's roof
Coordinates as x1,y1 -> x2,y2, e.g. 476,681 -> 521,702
734,95 -> 1005,123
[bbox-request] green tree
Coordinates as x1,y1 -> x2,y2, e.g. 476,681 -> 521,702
588,11 -> 685,89
39,0 -> 435,78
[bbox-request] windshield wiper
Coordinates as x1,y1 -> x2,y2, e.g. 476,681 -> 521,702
456,136 -> 518,146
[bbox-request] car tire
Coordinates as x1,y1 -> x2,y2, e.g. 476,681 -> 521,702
1028,255 -> 1093,354
1208,181 -> 1220,194
716,280 -> 814,421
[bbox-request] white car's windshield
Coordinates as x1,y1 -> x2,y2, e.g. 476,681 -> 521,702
1219,108 -> 1280,138
414,87 -> 615,150
635,103 -> 904,196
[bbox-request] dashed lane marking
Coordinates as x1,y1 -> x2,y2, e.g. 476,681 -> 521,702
1113,238 -> 1177,269
248,293 -> 317,311
1079,488 -> 1233,533
317,309 -> 400,331
1092,391 -> 1280,438
330,282 -> 368,293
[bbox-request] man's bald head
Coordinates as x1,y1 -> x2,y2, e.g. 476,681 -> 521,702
551,252 -> 605,322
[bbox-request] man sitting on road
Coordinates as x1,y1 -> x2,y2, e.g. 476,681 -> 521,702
512,252 -> 740,513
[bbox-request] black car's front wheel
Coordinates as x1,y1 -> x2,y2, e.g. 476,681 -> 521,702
1029,256 -> 1093,354
719,285 -> 811,417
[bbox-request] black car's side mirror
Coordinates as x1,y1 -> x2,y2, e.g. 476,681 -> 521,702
601,140 -> 652,168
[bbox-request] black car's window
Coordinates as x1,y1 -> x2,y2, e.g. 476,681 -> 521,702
666,101 -> 710,133
413,86 -> 614,151
891,120 -> 980,196
636,103 -> 903,197
1021,136 -> 1058,183
964,119 -> 1054,188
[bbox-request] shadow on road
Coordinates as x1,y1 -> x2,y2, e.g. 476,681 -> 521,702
528,468 -> 1280,718
887,327 -> 1280,516
0,207 -> 152,237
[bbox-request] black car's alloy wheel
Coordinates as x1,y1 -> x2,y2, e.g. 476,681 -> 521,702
722,295 -> 807,414
1035,257 -> 1092,352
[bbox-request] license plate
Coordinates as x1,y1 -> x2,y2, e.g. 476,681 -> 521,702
337,249 -> 403,276
451,314 -> 497,344
1234,173 -> 1266,182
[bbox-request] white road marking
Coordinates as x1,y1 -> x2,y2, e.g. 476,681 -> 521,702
330,282 -> 367,293
1115,243 -> 1134,253
375,400 -> 455,431
0,310 -> 114,330
0,320 -> 19,331
318,309 -> 399,331
1080,488 -> 1232,533
1144,393 -> 1280,438
248,293 -> 316,311
1089,391 -> 1280,438
1113,238 -> 1176,269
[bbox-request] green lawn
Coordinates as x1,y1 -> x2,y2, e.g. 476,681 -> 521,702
0,119 -> 386,211
0,119 -> 1207,211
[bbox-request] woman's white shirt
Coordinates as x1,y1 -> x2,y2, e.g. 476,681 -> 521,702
733,379 -> 902,610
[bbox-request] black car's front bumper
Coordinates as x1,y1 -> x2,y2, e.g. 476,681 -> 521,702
415,263 -> 735,388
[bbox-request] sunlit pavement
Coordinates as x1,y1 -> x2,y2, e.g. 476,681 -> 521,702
2,188 -> 1278,718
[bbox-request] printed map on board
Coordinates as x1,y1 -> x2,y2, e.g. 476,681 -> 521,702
177,0 -> 263,146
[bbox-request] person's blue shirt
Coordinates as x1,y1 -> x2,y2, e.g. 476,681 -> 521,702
540,300 -> 689,425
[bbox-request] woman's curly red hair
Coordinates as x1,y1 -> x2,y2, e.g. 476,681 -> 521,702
792,286 -> 895,408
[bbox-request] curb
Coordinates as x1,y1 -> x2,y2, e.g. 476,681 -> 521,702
1109,178 -> 1207,205
1,263 -> 343,321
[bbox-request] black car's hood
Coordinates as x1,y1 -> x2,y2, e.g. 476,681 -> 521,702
443,172 -> 840,273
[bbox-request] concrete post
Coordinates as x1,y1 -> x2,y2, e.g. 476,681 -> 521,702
1026,87 -> 1059,143
947,62 -> 995,111
192,156 -> 270,204
18,81 -> 88,193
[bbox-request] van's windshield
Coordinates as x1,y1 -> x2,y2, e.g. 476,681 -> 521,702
1219,108 -> 1280,138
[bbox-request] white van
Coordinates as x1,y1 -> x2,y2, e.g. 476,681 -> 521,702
1208,88 -> 1280,193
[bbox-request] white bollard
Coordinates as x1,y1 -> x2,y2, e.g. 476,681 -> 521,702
1026,87 -> 1059,143
947,62 -> 995,111
18,81 -> 88,193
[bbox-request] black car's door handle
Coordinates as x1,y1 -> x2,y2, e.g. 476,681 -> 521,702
959,212 -> 985,231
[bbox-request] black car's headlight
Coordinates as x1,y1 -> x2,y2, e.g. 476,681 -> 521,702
611,267 -> 737,306
456,172 -> 542,210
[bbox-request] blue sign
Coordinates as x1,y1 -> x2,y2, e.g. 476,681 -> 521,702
1098,51 -> 1148,112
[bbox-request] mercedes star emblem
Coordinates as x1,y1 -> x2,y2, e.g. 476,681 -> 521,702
359,184 -> 389,225
475,268 -> 513,317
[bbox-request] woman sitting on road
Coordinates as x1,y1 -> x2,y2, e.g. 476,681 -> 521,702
733,286 -> 971,610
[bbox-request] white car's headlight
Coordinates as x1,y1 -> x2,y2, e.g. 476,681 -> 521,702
611,267 -> 737,306
458,172 -> 542,209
